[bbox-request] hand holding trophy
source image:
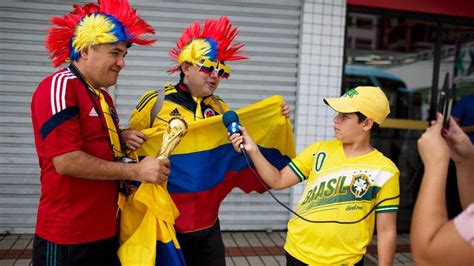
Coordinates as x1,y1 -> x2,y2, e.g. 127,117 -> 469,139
118,118 -> 188,265
158,117 -> 188,158
123,117 -> 187,187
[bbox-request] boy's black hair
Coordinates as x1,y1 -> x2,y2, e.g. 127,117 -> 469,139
355,112 -> 380,134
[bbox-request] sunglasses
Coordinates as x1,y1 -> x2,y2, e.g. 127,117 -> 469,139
195,59 -> 231,79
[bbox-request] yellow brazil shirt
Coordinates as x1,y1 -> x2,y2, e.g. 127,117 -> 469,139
286,139 -> 400,265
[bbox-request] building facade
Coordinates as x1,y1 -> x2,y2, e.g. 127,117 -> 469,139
0,0 -> 472,233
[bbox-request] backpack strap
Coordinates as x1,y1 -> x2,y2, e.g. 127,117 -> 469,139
211,95 -> 225,114
150,88 -> 165,127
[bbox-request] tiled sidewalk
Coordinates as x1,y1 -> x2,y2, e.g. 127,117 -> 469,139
222,231 -> 413,266
0,234 -> 32,266
0,232 -> 413,265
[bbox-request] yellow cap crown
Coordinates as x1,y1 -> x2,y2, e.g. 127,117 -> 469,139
323,86 -> 390,124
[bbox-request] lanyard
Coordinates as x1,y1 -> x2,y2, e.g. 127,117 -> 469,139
69,64 -> 125,159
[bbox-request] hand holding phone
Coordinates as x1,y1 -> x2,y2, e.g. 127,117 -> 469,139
437,73 -> 452,129
437,91 -> 453,129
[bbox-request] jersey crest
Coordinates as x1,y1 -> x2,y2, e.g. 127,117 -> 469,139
203,107 -> 216,118
350,173 -> 371,198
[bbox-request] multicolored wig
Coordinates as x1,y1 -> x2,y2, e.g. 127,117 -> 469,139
45,0 -> 156,67
168,16 -> 247,73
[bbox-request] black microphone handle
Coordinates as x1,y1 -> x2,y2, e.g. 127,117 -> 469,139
239,143 -> 247,157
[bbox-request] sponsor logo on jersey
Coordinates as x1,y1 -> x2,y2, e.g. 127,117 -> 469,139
170,108 -> 181,117
350,174 -> 371,198
203,108 -> 216,118
89,107 -> 99,117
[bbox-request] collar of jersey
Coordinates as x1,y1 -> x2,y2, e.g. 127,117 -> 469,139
176,82 -> 213,102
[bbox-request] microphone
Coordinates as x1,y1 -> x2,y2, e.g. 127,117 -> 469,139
222,111 -> 246,154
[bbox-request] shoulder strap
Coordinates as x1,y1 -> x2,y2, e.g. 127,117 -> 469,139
150,88 -> 165,127
211,95 -> 225,114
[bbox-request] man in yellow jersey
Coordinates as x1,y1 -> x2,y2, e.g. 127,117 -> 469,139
128,16 -> 290,265
229,86 -> 399,266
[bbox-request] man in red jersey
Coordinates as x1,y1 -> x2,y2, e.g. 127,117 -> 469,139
30,1 -> 168,265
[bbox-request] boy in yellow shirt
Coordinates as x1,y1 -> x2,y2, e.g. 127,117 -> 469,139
229,86 -> 399,265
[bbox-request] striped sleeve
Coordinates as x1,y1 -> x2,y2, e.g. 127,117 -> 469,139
375,168 -> 400,213
135,90 -> 157,112
375,205 -> 399,213
128,89 -> 158,131
288,161 -> 306,182
287,142 -> 320,182
34,69 -> 82,158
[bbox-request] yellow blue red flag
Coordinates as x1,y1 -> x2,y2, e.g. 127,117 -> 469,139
118,180 -> 186,266
135,95 -> 295,232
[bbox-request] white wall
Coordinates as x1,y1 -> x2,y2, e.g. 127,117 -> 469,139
291,0 -> 346,208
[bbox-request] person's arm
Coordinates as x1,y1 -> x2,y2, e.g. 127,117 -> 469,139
411,114 -> 474,265
375,212 -> 397,266
445,117 -> 474,208
454,156 -> 474,209
52,150 -> 169,184
411,164 -> 473,265
229,126 -> 299,190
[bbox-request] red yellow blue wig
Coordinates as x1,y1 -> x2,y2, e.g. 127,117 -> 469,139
45,0 -> 156,67
168,16 -> 247,73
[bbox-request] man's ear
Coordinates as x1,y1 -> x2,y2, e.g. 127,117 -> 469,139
181,62 -> 191,76
363,118 -> 374,132
80,47 -> 90,59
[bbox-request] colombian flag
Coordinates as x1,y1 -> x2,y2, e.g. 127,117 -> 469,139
136,95 -> 295,232
118,183 -> 186,266
119,96 -> 294,265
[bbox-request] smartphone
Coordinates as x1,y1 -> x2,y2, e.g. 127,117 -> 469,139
437,90 -> 453,129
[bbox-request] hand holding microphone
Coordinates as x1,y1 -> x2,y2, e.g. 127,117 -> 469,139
222,111 -> 257,156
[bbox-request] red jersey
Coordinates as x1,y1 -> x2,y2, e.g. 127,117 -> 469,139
31,66 -> 118,244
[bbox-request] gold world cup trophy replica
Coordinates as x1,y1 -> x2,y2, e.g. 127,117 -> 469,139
118,117 -> 187,196
158,117 -> 188,158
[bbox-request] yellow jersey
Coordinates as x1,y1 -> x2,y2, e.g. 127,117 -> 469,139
129,83 -> 228,133
285,139 -> 400,265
